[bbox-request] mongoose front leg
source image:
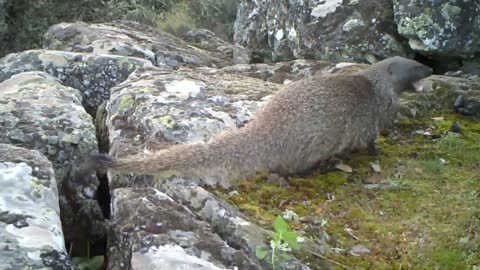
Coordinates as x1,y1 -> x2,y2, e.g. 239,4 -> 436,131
367,141 -> 380,156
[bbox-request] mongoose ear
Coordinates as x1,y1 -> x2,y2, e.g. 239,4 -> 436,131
387,61 -> 397,76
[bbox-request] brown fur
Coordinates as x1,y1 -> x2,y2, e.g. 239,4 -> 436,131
80,56 -> 432,188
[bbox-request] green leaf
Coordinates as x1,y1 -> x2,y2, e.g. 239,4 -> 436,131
72,256 -> 104,270
273,215 -> 288,233
283,231 -> 300,251
255,247 -> 267,260
279,253 -> 294,260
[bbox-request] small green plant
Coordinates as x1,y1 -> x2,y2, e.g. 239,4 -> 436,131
255,215 -> 301,269
71,256 -> 104,270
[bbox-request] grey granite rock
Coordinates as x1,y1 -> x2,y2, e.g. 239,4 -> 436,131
234,0 -> 410,63
0,71 -> 104,246
394,0 -> 480,56
108,188 -> 262,270
44,21 -> 232,70
0,49 -> 152,114
0,143 -> 73,270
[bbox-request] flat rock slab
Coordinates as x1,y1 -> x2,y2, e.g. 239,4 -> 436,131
108,188 -> 262,270
0,144 -> 73,270
0,71 -> 104,243
219,59 -> 368,83
0,49 -> 152,114
44,21 -> 232,70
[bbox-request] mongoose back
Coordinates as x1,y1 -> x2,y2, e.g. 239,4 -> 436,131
80,56 -> 432,188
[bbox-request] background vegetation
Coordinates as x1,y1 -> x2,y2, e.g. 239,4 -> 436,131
0,0 -> 240,57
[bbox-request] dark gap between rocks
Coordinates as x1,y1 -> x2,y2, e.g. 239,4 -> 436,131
68,102 -> 112,265
96,173 -> 111,220
90,111 -> 112,264
414,52 -> 461,75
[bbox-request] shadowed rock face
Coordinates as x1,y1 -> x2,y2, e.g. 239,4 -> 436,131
0,144 -> 74,270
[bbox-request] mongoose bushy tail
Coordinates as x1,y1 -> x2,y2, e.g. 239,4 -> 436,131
79,56 -> 433,188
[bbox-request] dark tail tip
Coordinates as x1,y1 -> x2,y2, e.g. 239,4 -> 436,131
75,153 -> 116,183
90,153 -> 116,170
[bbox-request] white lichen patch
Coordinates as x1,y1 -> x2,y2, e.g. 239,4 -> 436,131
342,18 -> 365,32
441,3 -> 462,21
275,29 -> 284,41
131,244 -> 224,270
311,0 -> 343,18
0,162 -> 65,252
288,27 -> 298,41
164,79 -> 203,101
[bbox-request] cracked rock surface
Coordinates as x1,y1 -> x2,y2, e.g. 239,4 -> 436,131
0,71 -> 104,245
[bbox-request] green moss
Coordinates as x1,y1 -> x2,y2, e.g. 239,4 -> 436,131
155,115 -> 176,129
347,207 -> 367,220
428,248 -> 469,270
119,95 -> 135,114
212,111 -> 480,268
136,87 -> 154,94
118,57 -> 136,72
418,159 -> 444,173
61,134 -> 80,145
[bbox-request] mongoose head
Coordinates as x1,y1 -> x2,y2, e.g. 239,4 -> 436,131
365,56 -> 433,94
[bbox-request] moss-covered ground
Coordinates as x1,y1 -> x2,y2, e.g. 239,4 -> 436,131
212,113 -> 480,269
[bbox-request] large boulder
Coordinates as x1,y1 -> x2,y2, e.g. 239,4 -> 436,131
44,21 -> 233,70
0,72 -> 104,247
0,144 -> 73,270
0,49 -> 152,114
234,0 -> 410,63
108,188 -> 262,270
393,0 -> 480,56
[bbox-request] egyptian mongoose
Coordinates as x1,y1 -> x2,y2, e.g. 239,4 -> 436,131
79,56 -> 433,187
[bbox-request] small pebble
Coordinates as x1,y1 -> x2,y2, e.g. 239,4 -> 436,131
363,184 -> 380,190
454,95 -> 464,109
447,131 -> 462,138
335,163 -> 353,173
370,162 -> 381,173
350,244 -> 371,256
445,70 -> 463,77
450,123 -> 461,133
439,158 -> 446,166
